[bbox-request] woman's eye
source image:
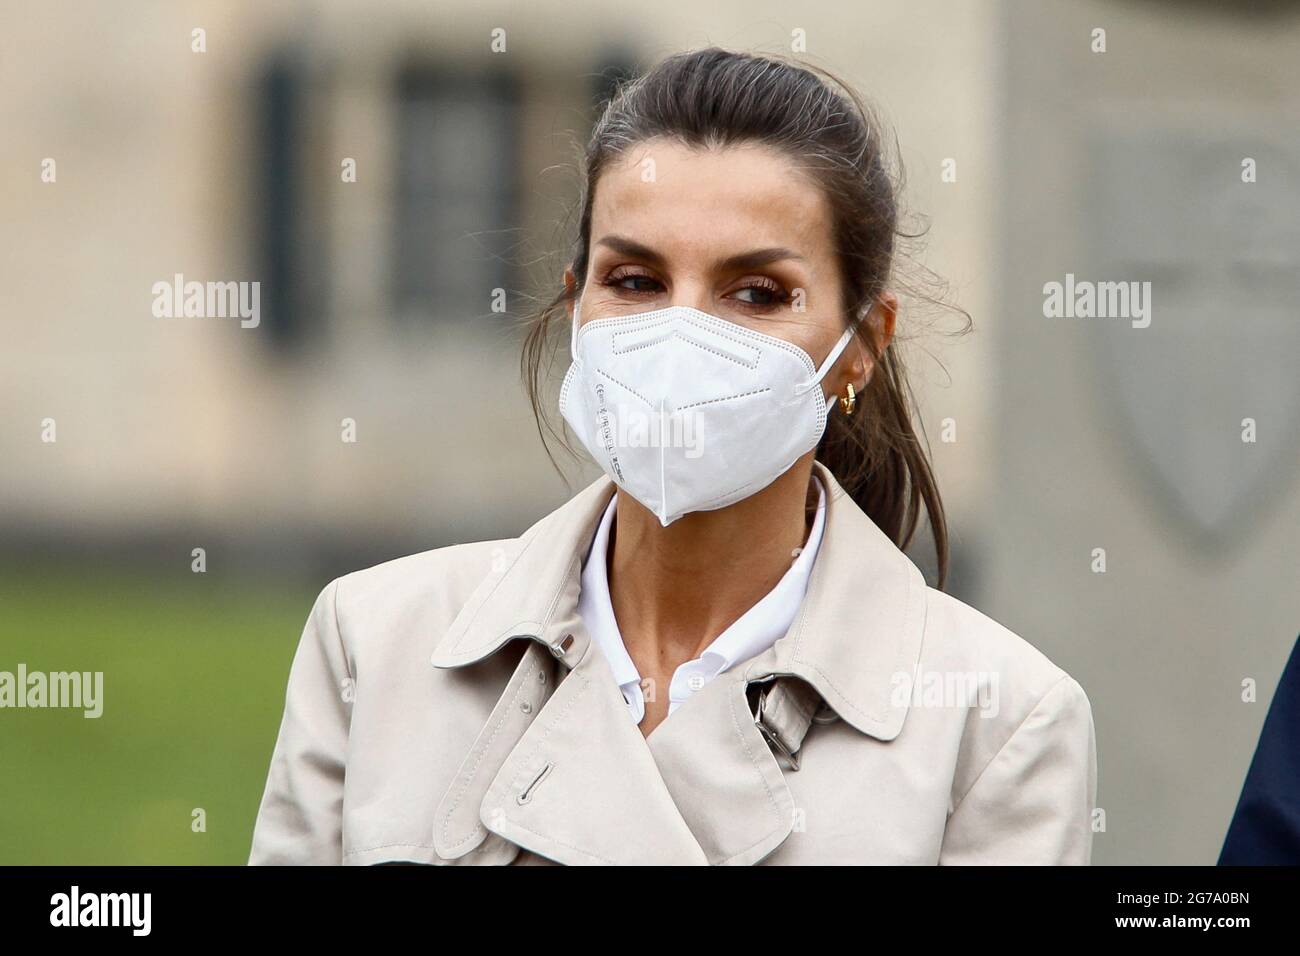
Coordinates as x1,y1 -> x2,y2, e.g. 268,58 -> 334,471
732,283 -> 787,307
606,271 -> 662,294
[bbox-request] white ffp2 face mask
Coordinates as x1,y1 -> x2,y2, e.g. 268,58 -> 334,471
558,296 -> 855,526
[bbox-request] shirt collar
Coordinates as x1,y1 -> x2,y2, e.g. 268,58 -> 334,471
577,477 -> 829,701
576,492 -> 641,693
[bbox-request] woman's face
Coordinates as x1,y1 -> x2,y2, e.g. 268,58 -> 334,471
570,137 -> 864,384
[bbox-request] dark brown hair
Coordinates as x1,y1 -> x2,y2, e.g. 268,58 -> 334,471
523,47 -> 968,588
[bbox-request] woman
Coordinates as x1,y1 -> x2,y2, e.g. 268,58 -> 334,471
249,47 -> 1096,865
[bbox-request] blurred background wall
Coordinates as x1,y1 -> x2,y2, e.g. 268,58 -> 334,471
1,0 -> 1297,864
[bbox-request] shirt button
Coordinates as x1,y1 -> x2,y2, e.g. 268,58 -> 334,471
687,673 -> 707,692
520,701 -> 533,715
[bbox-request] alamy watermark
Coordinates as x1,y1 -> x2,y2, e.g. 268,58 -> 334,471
1042,273 -> 1151,328
1,664 -> 103,718
151,273 -> 260,328
891,669 -> 1001,718
594,384 -> 704,481
50,886 -> 150,936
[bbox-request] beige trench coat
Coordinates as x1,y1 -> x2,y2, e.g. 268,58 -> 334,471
248,462 -> 1097,865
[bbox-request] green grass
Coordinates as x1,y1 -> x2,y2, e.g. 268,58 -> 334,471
0,563 -> 317,864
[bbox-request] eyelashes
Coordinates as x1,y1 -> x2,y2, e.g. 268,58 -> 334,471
599,267 -> 793,308
601,268 -> 662,294
733,279 -> 793,307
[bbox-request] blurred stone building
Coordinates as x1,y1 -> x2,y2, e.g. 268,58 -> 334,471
2,0 -> 1298,864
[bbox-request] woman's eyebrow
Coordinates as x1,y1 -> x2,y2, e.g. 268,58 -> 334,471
594,234 -> 806,271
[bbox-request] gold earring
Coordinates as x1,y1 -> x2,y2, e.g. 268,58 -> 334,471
839,382 -> 857,416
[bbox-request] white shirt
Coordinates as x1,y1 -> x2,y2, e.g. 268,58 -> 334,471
577,477 -> 828,725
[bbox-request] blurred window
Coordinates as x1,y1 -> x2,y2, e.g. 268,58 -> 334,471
392,68 -> 520,323
255,51 -> 322,351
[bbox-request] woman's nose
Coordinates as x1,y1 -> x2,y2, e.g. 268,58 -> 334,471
669,284 -> 713,314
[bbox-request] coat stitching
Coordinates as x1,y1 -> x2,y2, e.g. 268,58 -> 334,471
491,668 -> 617,865
438,649 -> 541,852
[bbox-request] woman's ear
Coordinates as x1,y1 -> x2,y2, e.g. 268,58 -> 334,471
563,265 -> 578,322
873,291 -> 898,352
859,291 -> 898,388
826,310 -> 871,409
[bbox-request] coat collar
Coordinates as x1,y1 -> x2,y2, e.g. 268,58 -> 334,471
428,461 -> 927,865
430,460 -> 927,740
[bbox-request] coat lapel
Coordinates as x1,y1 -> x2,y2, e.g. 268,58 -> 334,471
478,626 -> 711,865
431,640 -> 559,863
644,653 -> 801,865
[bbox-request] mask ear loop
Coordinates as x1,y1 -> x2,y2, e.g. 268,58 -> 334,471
794,328 -> 856,397
793,301 -> 874,398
